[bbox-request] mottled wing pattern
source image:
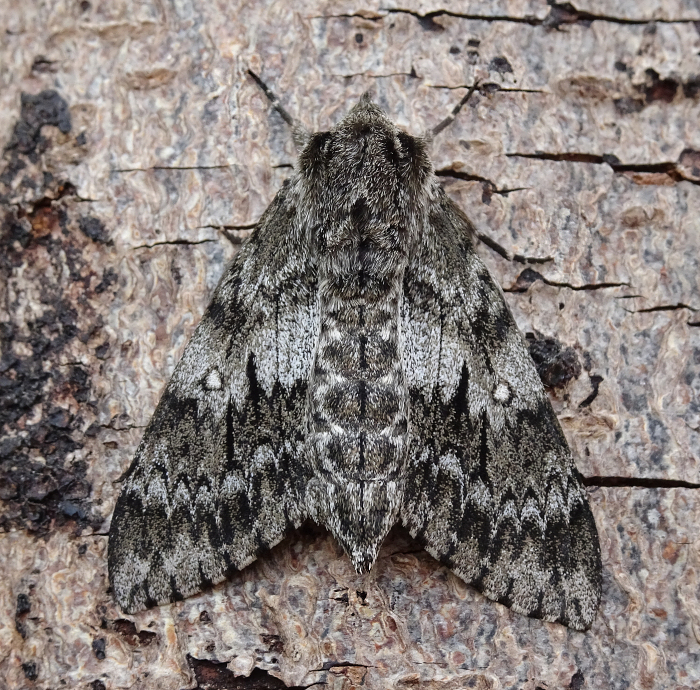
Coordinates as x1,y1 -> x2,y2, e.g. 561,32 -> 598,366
108,181 -> 318,613
401,189 -> 602,630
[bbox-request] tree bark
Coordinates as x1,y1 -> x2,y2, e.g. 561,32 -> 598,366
1,1 -> 699,688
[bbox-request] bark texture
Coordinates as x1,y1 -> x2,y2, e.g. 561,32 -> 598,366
1,1 -> 699,689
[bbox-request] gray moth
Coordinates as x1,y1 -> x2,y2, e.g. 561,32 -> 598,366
108,73 -> 602,631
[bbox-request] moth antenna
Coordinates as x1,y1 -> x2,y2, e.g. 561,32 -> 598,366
430,80 -> 481,138
247,69 -> 310,149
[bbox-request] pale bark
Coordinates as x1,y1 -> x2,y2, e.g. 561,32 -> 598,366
1,1 -> 699,688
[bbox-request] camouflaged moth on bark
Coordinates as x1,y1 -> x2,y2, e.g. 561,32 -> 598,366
108,73 -> 602,631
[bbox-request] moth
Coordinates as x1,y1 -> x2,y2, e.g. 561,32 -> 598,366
108,73 -> 602,631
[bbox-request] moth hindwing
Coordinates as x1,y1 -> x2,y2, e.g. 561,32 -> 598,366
108,81 -> 602,631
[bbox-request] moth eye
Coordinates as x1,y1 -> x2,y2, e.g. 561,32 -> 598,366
317,132 -> 332,153
381,135 -> 401,166
204,369 -> 223,391
305,131 -> 332,160
397,131 -> 416,158
494,382 -> 511,403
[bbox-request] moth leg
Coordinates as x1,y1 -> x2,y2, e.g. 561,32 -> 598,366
247,69 -> 311,149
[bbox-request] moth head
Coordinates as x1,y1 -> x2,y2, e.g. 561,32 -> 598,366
298,94 -> 433,202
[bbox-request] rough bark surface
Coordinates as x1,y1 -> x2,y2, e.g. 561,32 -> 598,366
1,1 -> 699,689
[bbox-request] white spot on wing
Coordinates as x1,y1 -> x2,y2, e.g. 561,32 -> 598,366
494,382 -> 510,403
205,369 -> 222,390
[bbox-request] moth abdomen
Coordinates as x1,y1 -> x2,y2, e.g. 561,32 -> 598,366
307,276 -> 410,569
